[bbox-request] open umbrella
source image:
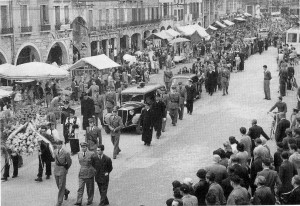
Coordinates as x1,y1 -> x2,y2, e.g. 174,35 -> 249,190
1,62 -> 69,80
169,38 -> 190,44
0,64 -> 16,78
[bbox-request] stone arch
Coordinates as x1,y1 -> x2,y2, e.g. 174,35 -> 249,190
0,48 -> 8,64
47,41 -> 69,65
120,35 -> 130,50
15,42 -> 41,65
152,29 -> 158,33
167,25 -> 172,29
160,26 -> 165,31
131,33 -> 142,51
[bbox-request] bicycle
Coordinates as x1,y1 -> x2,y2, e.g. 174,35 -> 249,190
268,111 -> 279,140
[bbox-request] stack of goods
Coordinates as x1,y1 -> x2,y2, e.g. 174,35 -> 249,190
15,105 -> 48,124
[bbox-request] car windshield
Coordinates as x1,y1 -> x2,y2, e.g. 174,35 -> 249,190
171,77 -> 189,85
121,94 -> 144,103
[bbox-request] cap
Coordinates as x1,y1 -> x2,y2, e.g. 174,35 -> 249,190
80,142 -> 88,147
63,100 -> 69,104
178,82 -> 182,85
88,118 -> 94,123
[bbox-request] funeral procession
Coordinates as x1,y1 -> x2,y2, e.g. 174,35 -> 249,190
1,0 -> 300,205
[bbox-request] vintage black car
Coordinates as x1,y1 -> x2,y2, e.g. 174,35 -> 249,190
171,74 -> 201,100
103,83 -> 165,134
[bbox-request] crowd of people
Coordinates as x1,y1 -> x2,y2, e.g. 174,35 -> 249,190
1,12 -> 300,206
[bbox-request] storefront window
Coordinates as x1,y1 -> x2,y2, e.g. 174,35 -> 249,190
288,33 -> 297,42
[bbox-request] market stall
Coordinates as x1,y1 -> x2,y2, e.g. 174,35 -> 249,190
223,20 -> 235,26
68,54 -> 121,83
215,21 -> 227,28
0,64 -> 16,86
169,38 -> 191,62
146,30 -> 173,47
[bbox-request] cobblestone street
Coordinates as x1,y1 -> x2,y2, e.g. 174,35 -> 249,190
2,47 -> 300,206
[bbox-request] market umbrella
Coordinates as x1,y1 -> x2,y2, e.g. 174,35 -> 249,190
169,38 -> 190,44
0,64 -> 16,78
1,62 -> 69,80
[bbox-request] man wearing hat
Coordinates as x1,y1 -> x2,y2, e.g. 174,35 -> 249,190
220,66 -> 230,96
177,82 -> 187,120
35,135 -> 53,182
185,79 -> 196,115
108,106 -> 123,159
105,87 -> 116,113
263,65 -> 272,100
152,94 -> 167,139
53,140 -> 72,206
74,142 -> 95,206
164,67 -> 173,92
168,85 -> 180,126
81,92 -> 95,130
86,118 -> 102,152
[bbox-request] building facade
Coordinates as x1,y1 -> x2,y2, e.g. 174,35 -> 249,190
0,0 -> 73,65
0,0 -> 204,66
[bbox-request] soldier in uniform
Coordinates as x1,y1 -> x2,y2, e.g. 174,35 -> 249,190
74,142 -> 95,206
93,92 -> 105,127
105,87 -> 116,113
81,92 -> 95,130
168,85 -> 180,126
53,140 -> 72,206
177,82 -> 187,120
160,87 -> 169,132
220,66 -> 230,96
85,118 -> 102,152
108,106 -> 124,159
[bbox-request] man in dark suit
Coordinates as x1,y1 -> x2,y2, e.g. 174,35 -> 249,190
86,118 -> 102,152
205,155 -> 228,184
185,79 -> 196,115
177,82 -> 187,120
81,92 -> 95,130
250,153 -> 263,196
230,155 -> 250,189
35,137 -> 53,182
275,112 -> 291,143
75,142 -> 95,206
285,175 -> 300,204
247,119 -> 269,154
91,145 -> 113,206
252,176 -> 276,205
140,103 -> 154,146
257,158 -> 282,195
279,151 -> 297,195
53,140 -> 72,206
152,95 -> 166,139
193,169 -> 209,205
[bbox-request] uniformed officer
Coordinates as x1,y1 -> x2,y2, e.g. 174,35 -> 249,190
74,142 -> 95,206
85,118 -> 102,152
105,86 -> 116,113
108,106 -> 124,159
177,82 -> 187,120
160,86 -> 169,132
220,66 -> 230,96
168,84 -> 180,126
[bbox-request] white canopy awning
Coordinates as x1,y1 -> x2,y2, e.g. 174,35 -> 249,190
0,89 -> 13,99
208,25 -> 218,30
177,24 -> 210,38
169,37 -> 190,44
0,62 -> 69,80
0,64 -> 16,76
244,12 -> 252,17
223,20 -> 235,26
215,21 -> 226,28
234,17 -> 246,21
166,29 -> 181,37
146,30 -> 173,40
69,54 -> 120,71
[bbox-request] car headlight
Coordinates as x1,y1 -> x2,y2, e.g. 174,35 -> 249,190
129,110 -> 134,116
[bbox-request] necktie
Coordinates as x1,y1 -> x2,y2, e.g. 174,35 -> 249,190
83,152 -> 85,157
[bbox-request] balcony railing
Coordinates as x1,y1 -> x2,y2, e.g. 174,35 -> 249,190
21,26 -> 32,33
1,27 -> 13,34
41,24 -> 51,31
